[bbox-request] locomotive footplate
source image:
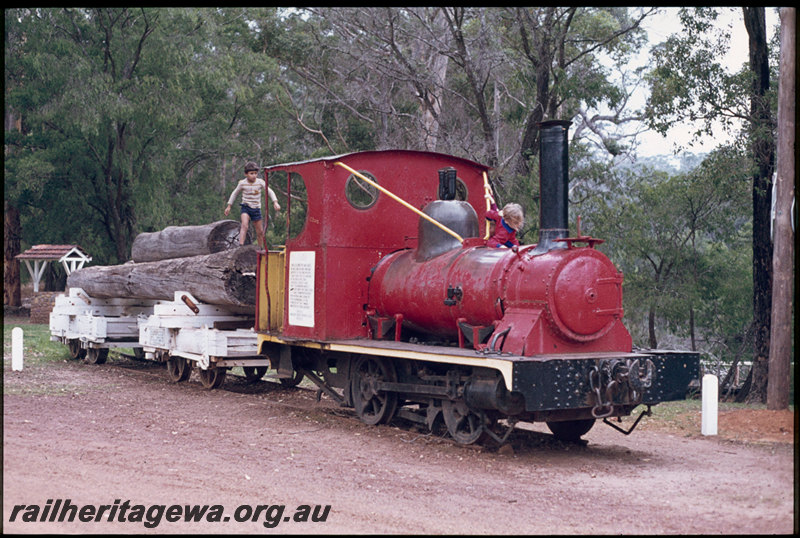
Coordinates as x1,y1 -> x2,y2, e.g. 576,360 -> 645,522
510,350 -> 699,416
259,335 -> 698,422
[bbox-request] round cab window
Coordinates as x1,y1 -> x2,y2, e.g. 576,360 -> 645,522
454,178 -> 468,201
345,171 -> 379,209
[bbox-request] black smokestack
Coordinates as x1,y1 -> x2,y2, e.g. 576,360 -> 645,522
533,120 -> 571,254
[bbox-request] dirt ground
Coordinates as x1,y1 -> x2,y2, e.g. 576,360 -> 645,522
3,317 -> 796,535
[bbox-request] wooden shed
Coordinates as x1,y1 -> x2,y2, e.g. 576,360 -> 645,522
15,244 -> 92,292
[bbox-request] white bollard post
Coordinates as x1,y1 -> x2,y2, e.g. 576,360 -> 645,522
12,327 -> 24,371
701,374 -> 718,436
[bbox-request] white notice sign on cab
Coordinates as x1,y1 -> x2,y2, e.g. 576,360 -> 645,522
288,250 -> 315,327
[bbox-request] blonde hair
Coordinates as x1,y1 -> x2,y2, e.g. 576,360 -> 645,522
501,203 -> 524,231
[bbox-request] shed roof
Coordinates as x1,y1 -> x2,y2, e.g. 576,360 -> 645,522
15,244 -> 90,261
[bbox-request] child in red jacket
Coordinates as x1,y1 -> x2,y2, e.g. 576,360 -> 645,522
484,193 -> 524,248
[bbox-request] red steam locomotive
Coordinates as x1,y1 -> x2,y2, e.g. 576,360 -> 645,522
254,120 -> 699,444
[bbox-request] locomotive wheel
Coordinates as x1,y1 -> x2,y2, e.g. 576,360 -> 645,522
351,356 -> 398,425
84,347 -> 108,365
166,356 -> 192,383
442,399 -> 490,445
546,419 -> 596,441
198,367 -> 227,389
243,366 -> 268,383
279,369 -> 304,387
68,339 -> 86,360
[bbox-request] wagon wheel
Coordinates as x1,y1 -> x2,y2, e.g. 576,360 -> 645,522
442,399 -> 491,445
166,355 -> 192,383
351,356 -> 398,425
84,347 -> 108,365
243,366 -> 268,383
546,419 -> 596,441
279,369 -> 304,387
197,366 -> 227,389
68,339 -> 86,360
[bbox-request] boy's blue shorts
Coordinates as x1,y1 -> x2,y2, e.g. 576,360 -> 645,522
240,204 -> 262,222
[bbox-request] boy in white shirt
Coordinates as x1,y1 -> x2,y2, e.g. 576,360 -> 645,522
224,161 -> 281,250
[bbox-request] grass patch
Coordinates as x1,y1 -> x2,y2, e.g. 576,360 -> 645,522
3,321 -> 71,368
642,398 -> 771,418
3,320 -> 81,396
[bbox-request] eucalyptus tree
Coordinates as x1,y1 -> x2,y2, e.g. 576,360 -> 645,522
4,8 -> 286,265
277,8 -> 654,207
286,7 -> 455,154
497,7 -> 655,176
645,7 -> 779,402
592,146 -> 751,355
6,8 -> 207,262
167,8 -> 288,218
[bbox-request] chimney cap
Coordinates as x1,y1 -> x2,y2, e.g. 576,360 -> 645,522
537,119 -> 572,129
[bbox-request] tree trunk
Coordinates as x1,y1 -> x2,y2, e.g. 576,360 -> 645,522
742,7 -> 775,403
767,7 -> 795,411
4,202 -> 22,307
130,220 -> 242,262
67,245 -> 258,306
445,8 -> 494,164
720,321 -> 754,398
648,304 -> 658,349
417,8 -> 449,152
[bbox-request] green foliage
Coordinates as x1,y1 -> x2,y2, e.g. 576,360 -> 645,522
644,7 -> 778,142
588,145 -> 752,358
5,8 -> 288,264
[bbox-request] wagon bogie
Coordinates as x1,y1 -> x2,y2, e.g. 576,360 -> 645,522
49,287 -> 156,361
84,347 -> 109,365
67,339 -> 86,360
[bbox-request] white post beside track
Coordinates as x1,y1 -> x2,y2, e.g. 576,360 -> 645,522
701,374 -> 718,436
12,327 -> 24,371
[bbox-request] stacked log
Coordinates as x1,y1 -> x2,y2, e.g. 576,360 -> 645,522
67,221 -> 258,306
131,220 -> 242,262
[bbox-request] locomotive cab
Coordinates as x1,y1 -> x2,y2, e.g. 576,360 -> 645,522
255,150 -> 491,341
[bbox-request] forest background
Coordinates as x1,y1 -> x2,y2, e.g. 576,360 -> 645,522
3,7 -> 793,403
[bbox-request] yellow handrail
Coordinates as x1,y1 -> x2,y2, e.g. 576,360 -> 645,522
334,161 -> 464,243
482,171 -> 492,240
